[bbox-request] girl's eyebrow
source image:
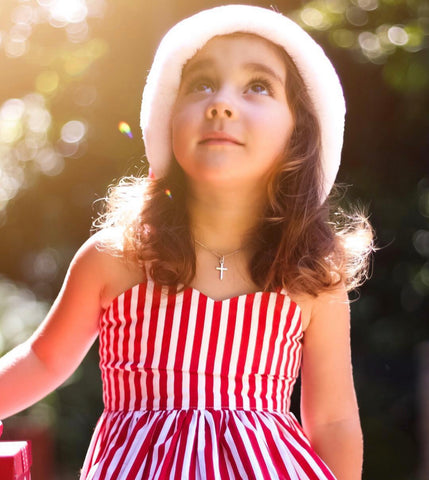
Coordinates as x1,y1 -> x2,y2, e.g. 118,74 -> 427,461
182,59 -> 285,86
182,59 -> 213,78
243,62 -> 285,86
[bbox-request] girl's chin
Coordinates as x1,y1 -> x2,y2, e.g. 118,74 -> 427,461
185,168 -> 269,191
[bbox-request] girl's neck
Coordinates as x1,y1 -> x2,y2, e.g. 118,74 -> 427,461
187,181 -> 266,252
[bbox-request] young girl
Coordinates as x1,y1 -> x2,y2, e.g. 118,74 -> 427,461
0,5 -> 373,480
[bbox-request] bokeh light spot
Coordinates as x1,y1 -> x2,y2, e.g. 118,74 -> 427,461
66,21 -> 89,43
25,131 -> 48,151
5,37 -> 27,58
418,190 -> 429,218
32,248 -> 60,282
383,57 -> 429,92
0,120 -> 23,144
325,0 -> 346,15
63,56 -> 90,76
35,147 -> 65,176
27,107 -> 51,134
11,5 -> 36,26
357,0 -> 378,11
420,263 -> 429,288
37,0 -> 52,7
413,230 -> 429,257
0,276 -> 49,352
56,139 -> 80,157
35,70 -> 60,95
61,120 -> 86,143
359,31 -> 383,59
49,0 -> 88,24
0,169 -> 23,203
346,6 -> 368,27
1,99 -> 26,122
388,26 -> 409,46
404,24 -> 424,50
301,7 -> 330,30
331,28 -> 356,48
10,23 -> 32,42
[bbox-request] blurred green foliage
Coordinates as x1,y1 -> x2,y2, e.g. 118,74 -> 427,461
0,0 -> 428,478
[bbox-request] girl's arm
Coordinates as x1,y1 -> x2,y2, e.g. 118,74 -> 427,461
0,236 -> 106,419
300,286 -> 363,480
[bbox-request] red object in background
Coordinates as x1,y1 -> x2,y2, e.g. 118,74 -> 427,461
0,420 -> 3,438
0,441 -> 32,480
2,422 -> 52,480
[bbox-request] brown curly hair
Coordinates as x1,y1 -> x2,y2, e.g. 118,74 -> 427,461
94,40 -> 373,296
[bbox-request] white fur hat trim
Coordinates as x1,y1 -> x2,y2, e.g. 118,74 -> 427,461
141,4 -> 346,201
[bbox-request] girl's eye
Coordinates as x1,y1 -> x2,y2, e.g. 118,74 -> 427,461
195,82 -> 214,93
246,78 -> 273,96
187,79 -> 214,94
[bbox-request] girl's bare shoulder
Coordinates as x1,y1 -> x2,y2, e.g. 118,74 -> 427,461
288,284 -> 349,332
288,292 -> 313,331
73,231 -> 146,310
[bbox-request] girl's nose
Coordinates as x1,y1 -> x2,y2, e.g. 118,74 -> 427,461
205,97 -> 237,120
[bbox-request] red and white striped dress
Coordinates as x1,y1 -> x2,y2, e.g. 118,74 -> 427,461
80,280 -> 337,479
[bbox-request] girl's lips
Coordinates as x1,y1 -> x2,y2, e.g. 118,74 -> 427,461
198,132 -> 243,145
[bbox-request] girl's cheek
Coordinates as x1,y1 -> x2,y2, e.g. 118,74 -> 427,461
173,103 -> 195,123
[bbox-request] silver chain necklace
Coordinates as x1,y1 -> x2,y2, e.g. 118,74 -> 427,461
195,240 -> 242,280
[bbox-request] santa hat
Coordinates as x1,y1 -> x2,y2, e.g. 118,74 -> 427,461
140,4 -> 346,201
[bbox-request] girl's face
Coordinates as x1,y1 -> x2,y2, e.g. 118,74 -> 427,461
171,34 -> 294,190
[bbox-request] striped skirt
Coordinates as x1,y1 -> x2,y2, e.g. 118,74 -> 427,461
80,282 -> 336,479
81,408 -> 336,479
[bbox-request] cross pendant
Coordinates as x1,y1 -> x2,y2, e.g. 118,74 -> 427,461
215,256 -> 228,280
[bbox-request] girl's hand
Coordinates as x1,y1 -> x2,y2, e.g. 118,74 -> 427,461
300,286 -> 363,480
0,234 -> 106,419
